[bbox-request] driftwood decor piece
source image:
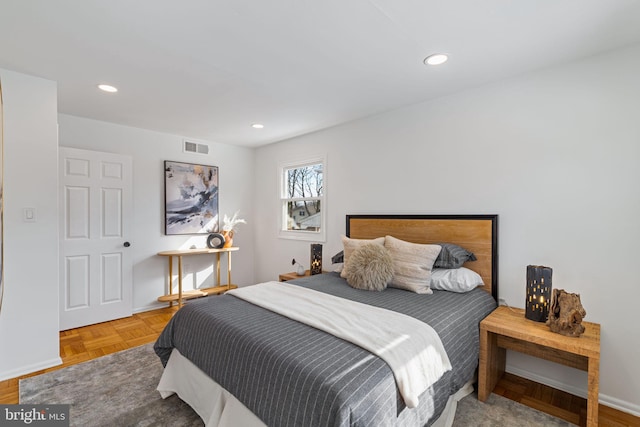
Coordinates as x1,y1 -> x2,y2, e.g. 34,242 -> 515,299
547,289 -> 587,337
525,265 -> 552,322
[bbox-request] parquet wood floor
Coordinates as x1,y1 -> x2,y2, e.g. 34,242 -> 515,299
1,306 -> 638,426
493,372 -> 639,427
0,306 -> 178,404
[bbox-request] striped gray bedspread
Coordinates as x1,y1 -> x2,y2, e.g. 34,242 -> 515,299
154,272 -> 497,427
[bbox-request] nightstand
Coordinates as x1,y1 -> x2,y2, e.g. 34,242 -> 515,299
478,306 -> 601,427
279,270 -> 313,282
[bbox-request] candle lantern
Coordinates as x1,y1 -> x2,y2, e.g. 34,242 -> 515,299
310,244 -> 323,275
525,265 -> 552,322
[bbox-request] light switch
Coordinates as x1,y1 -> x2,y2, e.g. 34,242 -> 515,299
23,208 -> 36,222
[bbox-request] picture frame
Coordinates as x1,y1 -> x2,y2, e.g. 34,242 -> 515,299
164,160 -> 219,235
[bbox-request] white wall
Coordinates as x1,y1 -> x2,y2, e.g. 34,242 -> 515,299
0,69 -> 60,380
57,115 -> 256,312
253,44 -> 640,414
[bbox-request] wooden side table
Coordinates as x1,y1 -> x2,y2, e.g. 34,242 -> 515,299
279,270 -> 313,282
479,306 -> 601,427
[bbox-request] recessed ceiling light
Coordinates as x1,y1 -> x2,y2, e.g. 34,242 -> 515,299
251,123 -> 264,129
97,84 -> 118,93
423,54 -> 449,66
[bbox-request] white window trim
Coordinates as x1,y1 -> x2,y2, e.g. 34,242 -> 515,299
278,155 -> 326,242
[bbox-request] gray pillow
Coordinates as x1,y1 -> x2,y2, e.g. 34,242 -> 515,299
434,243 -> 477,269
345,244 -> 394,291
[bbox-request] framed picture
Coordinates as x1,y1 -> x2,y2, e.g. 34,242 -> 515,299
164,160 -> 219,235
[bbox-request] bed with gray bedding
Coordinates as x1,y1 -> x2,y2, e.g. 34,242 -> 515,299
154,272 -> 497,427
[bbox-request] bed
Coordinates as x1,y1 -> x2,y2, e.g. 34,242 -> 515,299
154,214 -> 499,427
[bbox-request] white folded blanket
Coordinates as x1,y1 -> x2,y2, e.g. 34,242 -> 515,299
227,281 -> 452,408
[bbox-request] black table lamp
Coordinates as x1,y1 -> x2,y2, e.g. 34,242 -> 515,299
525,265 -> 552,322
310,244 -> 322,275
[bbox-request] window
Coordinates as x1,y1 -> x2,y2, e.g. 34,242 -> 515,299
279,158 -> 325,241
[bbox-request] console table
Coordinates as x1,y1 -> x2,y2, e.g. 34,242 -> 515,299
157,247 -> 239,307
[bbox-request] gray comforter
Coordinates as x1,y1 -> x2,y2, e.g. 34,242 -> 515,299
154,272 -> 496,427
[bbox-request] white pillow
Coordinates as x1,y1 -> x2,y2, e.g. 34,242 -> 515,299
384,235 -> 441,294
430,267 -> 484,293
340,235 -> 385,278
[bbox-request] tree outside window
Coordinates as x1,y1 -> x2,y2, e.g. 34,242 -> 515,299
280,159 -> 325,240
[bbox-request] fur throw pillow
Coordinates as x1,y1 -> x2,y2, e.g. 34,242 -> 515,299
345,243 -> 394,291
340,235 -> 385,279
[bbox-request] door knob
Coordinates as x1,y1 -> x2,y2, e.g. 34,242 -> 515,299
124,241 -> 131,247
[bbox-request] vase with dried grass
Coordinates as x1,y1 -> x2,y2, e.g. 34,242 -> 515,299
222,211 -> 246,248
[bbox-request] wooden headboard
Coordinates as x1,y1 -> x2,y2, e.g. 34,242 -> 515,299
346,214 -> 498,300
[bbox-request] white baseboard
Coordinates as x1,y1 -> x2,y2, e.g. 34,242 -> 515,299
133,302 -> 168,314
599,394 -> 640,418
0,357 -> 62,383
506,365 -> 640,417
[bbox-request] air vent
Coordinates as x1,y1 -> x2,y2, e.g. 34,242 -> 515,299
183,139 -> 209,155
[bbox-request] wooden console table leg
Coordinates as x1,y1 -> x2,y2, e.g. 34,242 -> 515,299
478,328 -> 506,401
227,251 -> 232,291
178,255 -> 184,307
587,355 -> 600,427
215,253 -> 221,287
167,256 -> 174,307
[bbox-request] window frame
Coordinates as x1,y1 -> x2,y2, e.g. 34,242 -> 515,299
278,156 -> 326,242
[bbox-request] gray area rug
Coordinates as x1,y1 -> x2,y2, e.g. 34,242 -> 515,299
21,343 -> 573,426
453,392 -> 573,427
20,344 -> 202,427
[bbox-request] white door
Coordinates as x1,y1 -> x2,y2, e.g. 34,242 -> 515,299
59,147 -> 133,330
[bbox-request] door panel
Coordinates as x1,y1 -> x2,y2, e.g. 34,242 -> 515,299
102,253 -> 122,303
59,147 -> 133,330
66,187 -> 90,238
102,188 -> 122,236
66,256 -> 89,309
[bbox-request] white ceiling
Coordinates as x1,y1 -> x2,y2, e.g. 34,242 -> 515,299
2,1 -> 640,147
